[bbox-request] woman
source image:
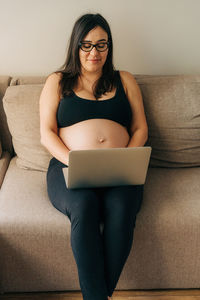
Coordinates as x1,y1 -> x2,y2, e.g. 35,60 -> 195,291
40,13 -> 148,300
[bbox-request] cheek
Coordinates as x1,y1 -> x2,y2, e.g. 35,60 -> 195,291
79,51 -> 87,64
102,52 -> 108,64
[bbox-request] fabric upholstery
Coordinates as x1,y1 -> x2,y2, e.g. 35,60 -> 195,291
3,84 -> 52,171
0,151 -> 11,188
1,74 -> 200,293
2,74 -> 200,171
135,75 -> 200,167
0,157 -> 200,292
0,139 -> 2,158
10,76 -> 47,86
0,76 -> 13,155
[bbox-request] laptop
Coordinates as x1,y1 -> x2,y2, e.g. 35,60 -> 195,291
62,146 -> 152,189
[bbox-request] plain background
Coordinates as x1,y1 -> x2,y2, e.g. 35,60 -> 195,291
0,0 -> 200,76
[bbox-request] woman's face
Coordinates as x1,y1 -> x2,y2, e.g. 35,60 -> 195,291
79,26 -> 109,74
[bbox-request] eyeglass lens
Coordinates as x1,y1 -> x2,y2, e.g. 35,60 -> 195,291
80,42 -> 108,52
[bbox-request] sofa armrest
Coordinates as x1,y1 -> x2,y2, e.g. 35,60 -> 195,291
0,151 -> 11,188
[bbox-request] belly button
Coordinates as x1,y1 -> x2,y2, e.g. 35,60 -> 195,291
99,137 -> 105,143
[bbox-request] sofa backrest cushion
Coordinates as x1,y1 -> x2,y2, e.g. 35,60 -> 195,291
10,76 -> 46,86
2,74 -> 200,171
0,139 -> 2,158
0,76 -> 13,155
136,75 -> 200,167
3,84 -> 52,171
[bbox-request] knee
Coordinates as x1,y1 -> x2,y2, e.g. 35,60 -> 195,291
69,190 -> 99,222
104,185 -> 143,220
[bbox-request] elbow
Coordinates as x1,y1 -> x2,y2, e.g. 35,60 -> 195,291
40,128 -> 57,147
138,126 -> 148,146
145,127 -> 148,141
40,127 -> 46,146
144,127 -> 148,144
40,137 -> 49,151
40,132 -> 47,147
40,137 -> 45,146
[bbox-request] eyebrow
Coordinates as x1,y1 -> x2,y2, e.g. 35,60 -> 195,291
82,39 -> 107,42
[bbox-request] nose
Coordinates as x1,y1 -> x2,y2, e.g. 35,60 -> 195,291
90,46 -> 99,55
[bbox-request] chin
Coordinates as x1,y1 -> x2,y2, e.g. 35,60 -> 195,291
85,66 -> 103,73
83,61 -> 105,72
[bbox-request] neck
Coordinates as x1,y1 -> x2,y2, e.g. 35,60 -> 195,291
80,68 -> 102,84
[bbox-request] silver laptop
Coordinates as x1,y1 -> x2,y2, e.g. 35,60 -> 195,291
62,146 -> 152,189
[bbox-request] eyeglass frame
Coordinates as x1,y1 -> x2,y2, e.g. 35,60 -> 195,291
78,41 -> 110,52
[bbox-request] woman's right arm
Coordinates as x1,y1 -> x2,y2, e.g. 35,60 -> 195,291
39,72 -> 70,165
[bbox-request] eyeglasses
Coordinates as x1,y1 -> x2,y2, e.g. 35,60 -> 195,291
79,41 -> 109,52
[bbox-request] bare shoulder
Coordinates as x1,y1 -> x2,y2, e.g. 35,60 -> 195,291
42,71 -> 63,99
46,71 -> 63,84
119,70 -> 135,79
119,70 -> 140,95
119,70 -> 137,86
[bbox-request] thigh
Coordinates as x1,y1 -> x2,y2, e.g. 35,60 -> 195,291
47,158 -> 102,220
101,185 -> 144,219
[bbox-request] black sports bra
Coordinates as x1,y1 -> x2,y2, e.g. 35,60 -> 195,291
56,71 -> 133,135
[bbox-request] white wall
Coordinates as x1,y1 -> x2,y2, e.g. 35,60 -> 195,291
0,0 -> 200,76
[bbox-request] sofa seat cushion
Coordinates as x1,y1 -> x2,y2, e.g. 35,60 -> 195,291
0,157 -> 77,292
126,166 -> 200,289
0,158 -> 200,292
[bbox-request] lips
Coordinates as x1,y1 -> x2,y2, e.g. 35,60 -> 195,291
88,59 -> 101,62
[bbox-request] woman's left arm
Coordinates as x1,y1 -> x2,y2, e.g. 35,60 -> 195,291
120,71 -> 148,147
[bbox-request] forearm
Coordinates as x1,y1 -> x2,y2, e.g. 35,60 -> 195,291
41,130 -> 70,165
127,128 -> 148,148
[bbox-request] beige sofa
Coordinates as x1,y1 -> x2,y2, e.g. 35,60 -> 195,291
0,74 -> 200,294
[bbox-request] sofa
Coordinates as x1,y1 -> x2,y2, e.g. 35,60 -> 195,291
0,74 -> 200,294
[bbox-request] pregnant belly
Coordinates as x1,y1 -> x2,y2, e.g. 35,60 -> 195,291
58,119 -> 130,150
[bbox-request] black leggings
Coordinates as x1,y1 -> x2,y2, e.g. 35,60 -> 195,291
47,157 -> 143,300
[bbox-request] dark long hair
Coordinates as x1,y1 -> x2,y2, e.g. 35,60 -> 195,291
55,13 -> 117,100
